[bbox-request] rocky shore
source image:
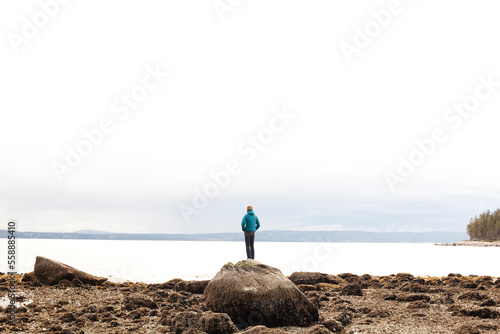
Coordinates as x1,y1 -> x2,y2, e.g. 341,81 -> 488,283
435,240 -> 500,247
1,259 -> 500,333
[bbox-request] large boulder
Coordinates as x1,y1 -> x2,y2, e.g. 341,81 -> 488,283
34,256 -> 107,286
204,260 -> 318,328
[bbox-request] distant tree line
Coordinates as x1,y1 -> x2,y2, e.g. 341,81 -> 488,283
466,209 -> 500,241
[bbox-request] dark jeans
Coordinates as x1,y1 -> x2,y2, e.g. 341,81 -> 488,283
244,232 -> 255,259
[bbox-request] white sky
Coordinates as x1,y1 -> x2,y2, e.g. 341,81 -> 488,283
1,0 -> 500,234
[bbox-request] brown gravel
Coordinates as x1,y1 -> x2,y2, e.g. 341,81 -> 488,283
1,273 -> 500,333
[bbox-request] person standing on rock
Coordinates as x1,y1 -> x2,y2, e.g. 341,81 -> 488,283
241,205 -> 260,259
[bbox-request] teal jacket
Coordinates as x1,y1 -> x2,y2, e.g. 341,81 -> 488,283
241,210 -> 260,232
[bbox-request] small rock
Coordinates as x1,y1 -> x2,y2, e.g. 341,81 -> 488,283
60,312 -> 75,323
412,313 -> 427,317
340,283 -> 363,296
361,274 -> 372,280
459,307 -> 500,319
123,293 -> 158,310
445,278 -> 460,287
448,273 -> 462,277
344,276 -> 362,284
332,303 -> 356,313
85,304 -> 97,313
167,291 -> 185,303
453,324 -> 480,334
332,312 -> 352,326
322,318 -> 344,332
172,311 -> 203,334
56,300 -> 70,308
480,299 -> 497,306
318,294 -> 329,301
383,282 -> 398,289
130,307 -> 150,319
395,273 -> 414,281
440,292 -> 455,304
159,278 -> 183,289
158,309 -> 174,326
98,305 -> 115,313
337,273 -> 357,280
305,325 -> 331,334
21,272 -> 37,283
71,278 -> 83,287
407,301 -> 430,309
477,323 -> 499,331
399,282 -> 429,293
368,279 -> 383,289
367,309 -> 390,318
87,314 -> 98,322
396,294 -> 430,302
238,325 -> 288,334
199,312 -> 238,334
57,279 -> 72,288
183,330 -> 207,334
298,284 -> 317,292
174,280 -> 210,294
457,291 -> 488,301
384,294 -> 397,301
358,307 -> 371,314
458,281 -> 478,289
289,272 -> 343,285
315,283 -> 340,291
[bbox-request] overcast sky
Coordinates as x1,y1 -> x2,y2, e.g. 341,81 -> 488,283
1,0 -> 500,234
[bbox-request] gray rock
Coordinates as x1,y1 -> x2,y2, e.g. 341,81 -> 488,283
172,311 -> 203,334
34,256 -> 107,286
204,260 -> 318,328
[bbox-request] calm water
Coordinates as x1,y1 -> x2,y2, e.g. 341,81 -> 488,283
1,239 -> 499,283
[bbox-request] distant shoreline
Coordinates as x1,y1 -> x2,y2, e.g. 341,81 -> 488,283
0,229 -> 468,243
435,240 -> 500,247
